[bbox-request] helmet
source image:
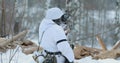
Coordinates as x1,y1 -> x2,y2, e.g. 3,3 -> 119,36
45,7 -> 64,20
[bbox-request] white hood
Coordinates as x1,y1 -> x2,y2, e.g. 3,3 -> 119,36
39,7 -> 64,35
45,7 -> 64,20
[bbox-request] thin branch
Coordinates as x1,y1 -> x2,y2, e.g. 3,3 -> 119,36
0,53 -> 3,63
9,47 -> 20,63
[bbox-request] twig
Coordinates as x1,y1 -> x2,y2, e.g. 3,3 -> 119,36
9,47 -> 19,63
112,40 -> 120,50
1,53 -> 3,63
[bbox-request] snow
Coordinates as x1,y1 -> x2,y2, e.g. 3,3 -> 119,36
18,53 -> 36,63
17,55 -> 120,63
17,38 -> 120,63
74,56 -> 120,63
1,38 -> 120,63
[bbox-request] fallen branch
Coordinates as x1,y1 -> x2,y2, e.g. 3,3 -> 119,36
96,35 -> 107,51
112,40 -> 120,50
93,49 -> 120,59
0,30 -> 28,52
74,45 -> 102,59
20,40 -> 43,55
74,44 -> 120,59
0,30 -> 28,47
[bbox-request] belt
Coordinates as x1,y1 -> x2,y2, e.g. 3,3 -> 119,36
44,50 -> 61,55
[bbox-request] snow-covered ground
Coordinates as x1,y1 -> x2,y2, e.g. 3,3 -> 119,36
19,38 -> 120,63
3,51 -> 118,63
0,38 -> 120,63
75,56 -> 120,63
17,54 -> 120,63
23,38 -> 120,63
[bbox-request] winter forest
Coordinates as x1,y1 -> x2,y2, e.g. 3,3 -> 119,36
0,0 -> 120,63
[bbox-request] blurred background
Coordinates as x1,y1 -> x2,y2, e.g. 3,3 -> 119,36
0,0 -> 120,63
0,0 -> 120,48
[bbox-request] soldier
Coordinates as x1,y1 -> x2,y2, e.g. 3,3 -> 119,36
34,7 -> 74,63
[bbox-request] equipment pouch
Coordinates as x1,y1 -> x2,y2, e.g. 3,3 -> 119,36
43,54 -> 57,63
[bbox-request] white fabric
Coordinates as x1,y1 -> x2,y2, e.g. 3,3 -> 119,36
38,7 -> 74,63
45,7 -> 64,20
